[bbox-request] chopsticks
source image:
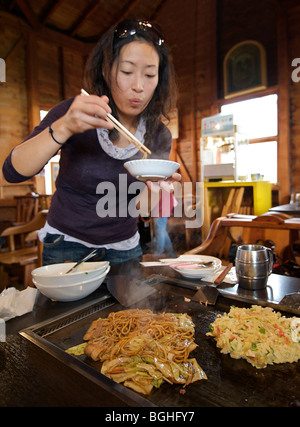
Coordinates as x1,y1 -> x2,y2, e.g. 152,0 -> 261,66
65,248 -> 98,274
80,89 -> 151,158
106,113 -> 151,158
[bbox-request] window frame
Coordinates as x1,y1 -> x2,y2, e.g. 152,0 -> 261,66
215,86 -> 280,184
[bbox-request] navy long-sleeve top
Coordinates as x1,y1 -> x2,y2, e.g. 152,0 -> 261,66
2,98 -> 172,245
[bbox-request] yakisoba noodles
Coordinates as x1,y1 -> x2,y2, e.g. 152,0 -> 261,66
67,308 -> 207,395
207,305 -> 300,369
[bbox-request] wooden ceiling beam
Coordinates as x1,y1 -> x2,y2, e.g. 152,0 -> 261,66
1,10 -> 92,53
40,0 -> 65,24
114,0 -> 141,24
69,0 -> 104,36
149,0 -> 167,21
3,34 -> 25,63
15,0 -> 39,28
8,0 -> 17,12
39,24 -> 93,53
94,0 -> 140,39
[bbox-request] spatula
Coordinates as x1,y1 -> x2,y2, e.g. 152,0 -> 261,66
106,275 -> 157,307
192,263 -> 233,305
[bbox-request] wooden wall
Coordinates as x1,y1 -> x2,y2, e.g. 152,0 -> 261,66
158,0 -> 217,187
0,11 -> 89,198
1,0 -> 300,205
0,12 -> 29,197
159,0 -> 299,204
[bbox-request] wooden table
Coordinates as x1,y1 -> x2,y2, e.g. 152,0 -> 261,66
1,262 -> 300,408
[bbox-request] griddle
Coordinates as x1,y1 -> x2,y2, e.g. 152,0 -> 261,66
20,277 -> 300,407
147,273 -> 300,315
106,274 -> 157,307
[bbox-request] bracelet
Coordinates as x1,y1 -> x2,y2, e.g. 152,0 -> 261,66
49,124 -> 65,146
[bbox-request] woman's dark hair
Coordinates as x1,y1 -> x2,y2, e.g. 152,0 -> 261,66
84,20 -> 177,146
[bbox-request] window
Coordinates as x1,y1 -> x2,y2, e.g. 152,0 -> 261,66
40,109 -> 60,194
221,94 -> 278,183
40,110 -> 48,121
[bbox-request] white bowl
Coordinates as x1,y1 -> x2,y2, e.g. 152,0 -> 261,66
124,159 -> 180,182
31,261 -> 109,286
168,255 -> 222,279
33,266 -> 110,302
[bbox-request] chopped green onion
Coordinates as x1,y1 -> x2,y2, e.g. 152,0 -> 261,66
251,342 -> 258,351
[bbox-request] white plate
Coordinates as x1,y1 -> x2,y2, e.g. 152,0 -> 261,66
167,255 -> 222,279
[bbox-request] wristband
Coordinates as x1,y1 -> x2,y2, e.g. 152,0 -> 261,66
49,124 -> 65,146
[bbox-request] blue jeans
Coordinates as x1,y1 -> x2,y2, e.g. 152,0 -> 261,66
153,217 -> 176,257
42,233 -> 143,266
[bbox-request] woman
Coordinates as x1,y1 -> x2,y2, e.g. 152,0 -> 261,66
2,19 -> 180,265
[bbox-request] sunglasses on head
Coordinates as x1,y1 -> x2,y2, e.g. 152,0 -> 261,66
114,19 -> 165,47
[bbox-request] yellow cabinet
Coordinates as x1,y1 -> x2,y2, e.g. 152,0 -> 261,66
204,181 -> 272,216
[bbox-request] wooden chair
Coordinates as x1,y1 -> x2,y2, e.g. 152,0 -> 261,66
37,194 -> 52,210
182,186 -> 245,251
185,212 -> 300,265
10,193 -> 51,249
14,192 -> 40,226
0,210 -> 48,288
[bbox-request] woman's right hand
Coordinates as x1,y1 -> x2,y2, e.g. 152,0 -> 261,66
58,94 -> 114,141
11,94 -> 114,177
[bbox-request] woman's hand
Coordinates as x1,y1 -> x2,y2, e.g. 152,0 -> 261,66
146,172 -> 181,193
58,94 -> 114,141
137,172 -> 181,216
11,93 -> 115,177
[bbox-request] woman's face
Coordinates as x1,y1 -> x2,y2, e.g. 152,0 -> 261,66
110,41 -> 159,120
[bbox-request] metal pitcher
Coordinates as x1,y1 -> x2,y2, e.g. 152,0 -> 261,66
235,244 -> 273,290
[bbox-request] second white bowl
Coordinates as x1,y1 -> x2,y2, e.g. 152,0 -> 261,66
33,266 -> 110,302
32,261 -> 109,286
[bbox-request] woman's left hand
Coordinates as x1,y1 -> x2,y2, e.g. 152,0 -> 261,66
146,172 -> 181,193
136,172 -> 181,216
